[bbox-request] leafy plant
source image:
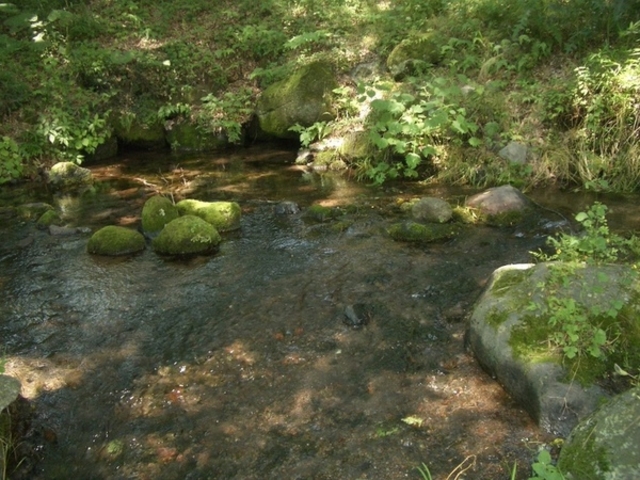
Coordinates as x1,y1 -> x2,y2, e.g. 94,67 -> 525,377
528,449 -> 565,480
289,121 -> 332,148
0,137 -> 23,184
197,89 -> 254,144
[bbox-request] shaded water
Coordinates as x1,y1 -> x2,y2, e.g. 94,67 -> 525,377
2,147 -> 639,479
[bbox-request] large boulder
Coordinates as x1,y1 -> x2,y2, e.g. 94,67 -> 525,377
141,195 -> 180,236
558,387 -> 640,479
176,199 -> 241,232
256,61 -> 337,139
87,226 -> 146,256
165,120 -> 228,152
152,215 -> 221,256
48,162 -> 93,192
466,184 -> 533,216
467,262 -> 640,436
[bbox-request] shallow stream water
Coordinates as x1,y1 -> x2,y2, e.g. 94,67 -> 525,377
1,146 -> 639,479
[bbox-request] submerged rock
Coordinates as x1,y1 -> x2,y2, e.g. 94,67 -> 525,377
176,199 -> 241,232
87,226 -> 146,256
48,162 -> 93,192
558,387 -> 640,480
141,195 -> 180,236
274,201 -> 301,215
152,215 -> 221,256
387,221 -> 459,243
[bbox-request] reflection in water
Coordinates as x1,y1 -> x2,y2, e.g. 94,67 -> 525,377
2,147 -> 638,479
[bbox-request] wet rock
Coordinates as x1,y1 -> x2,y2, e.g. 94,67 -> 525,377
141,195 -> 180,236
48,162 -> 93,192
49,225 -> 82,236
36,209 -> 61,228
387,221 -> 459,243
176,199 -> 241,232
114,117 -> 166,150
303,204 -> 340,223
466,263 -> 640,436
16,202 -> 54,221
165,120 -> 229,152
499,142 -> 529,165
411,197 -> 453,223
466,185 -> 533,216
558,387 -> 640,479
343,304 -> 370,329
0,375 -> 20,411
256,61 -> 337,139
274,201 -> 301,215
152,215 -> 221,256
87,225 -> 146,256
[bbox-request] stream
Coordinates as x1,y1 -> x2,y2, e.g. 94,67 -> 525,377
1,146 -> 638,479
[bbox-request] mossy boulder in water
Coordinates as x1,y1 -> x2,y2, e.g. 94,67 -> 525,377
141,195 -> 180,236
558,387 -> 640,480
37,209 -> 62,228
467,262 -> 640,436
388,221 -> 459,243
257,61 -> 337,139
176,199 -> 241,232
48,162 -> 93,192
152,215 -> 221,255
87,226 -> 146,256
165,121 -> 228,152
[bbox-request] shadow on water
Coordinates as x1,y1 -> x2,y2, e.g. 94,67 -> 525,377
2,146 -> 639,479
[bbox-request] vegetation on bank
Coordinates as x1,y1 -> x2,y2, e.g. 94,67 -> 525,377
1,0 -> 640,191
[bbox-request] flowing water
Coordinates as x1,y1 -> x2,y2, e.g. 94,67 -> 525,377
1,146 -> 638,479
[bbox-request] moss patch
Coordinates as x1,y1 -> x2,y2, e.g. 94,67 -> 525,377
141,195 -> 180,234
303,204 -> 341,223
387,221 -> 460,243
87,226 -> 146,256
152,215 -> 221,256
176,199 -> 241,232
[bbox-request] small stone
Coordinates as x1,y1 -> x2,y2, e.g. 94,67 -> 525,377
411,197 -> 453,223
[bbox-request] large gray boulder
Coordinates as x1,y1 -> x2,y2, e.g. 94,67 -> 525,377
558,387 -> 640,479
256,61 -> 337,139
467,262 -> 640,436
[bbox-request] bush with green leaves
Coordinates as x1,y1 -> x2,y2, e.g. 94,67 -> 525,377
196,89 -> 255,144
0,137 -> 23,184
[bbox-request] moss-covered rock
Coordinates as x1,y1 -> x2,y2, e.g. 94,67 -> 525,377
165,120 -> 228,152
387,221 -> 459,243
558,387 -> 640,480
16,202 -> 54,221
468,262 -> 640,436
152,215 -> 221,255
337,131 -> 375,161
303,204 -> 340,223
387,32 -> 443,79
176,199 -> 241,232
87,225 -> 146,256
114,116 -> 166,150
36,209 -> 62,228
48,162 -> 93,192
257,61 -> 338,139
141,195 -> 180,236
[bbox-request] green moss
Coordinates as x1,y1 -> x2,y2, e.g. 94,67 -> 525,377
304,204 -> 339,223
141,195 -> 180,234
176,199 -> 241,232
166,121 -> 228,152
485,210 -> 525,227
490,268 -> 532,297
152,215 -> 221,255
338,131 -> 374,161
558,425 -> 610,479
387,221 -> 460,243
451,205 -> 480,224
87,225 -> 146,256
36,209 -> 61,228
16,202 -> 53,221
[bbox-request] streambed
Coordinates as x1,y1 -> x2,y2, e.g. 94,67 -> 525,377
2,146 -> 636,479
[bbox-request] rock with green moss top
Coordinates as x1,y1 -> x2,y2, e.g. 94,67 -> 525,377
165,121 -> 228,152
338,131 -> 374,161
558,387 -> 640,480
176,199 -> 241,232
87,226 -> 146,256
16,202 -> 54,221
48,162 -> 93,192
37,209 -> 61,228
387,32 -> 443,79
257,61 -> 338,139
114,117 -> 166,150
152,215 -> 221,256
303,204 -> 339,223
141,195 -> 180,236
0,375 -> 21,412
467,262 -> 640,436
388,221 -> 459,243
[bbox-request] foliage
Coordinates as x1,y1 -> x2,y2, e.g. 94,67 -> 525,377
0,137 -> 24,184
197,89 -> 255,144
289,121 -> 332,148
528,450 -> 565,480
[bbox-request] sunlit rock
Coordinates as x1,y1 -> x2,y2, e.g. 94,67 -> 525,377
467,262 -> 640,436
141,195 -> 179,236
257,61 -> 337,139
558,387 -> 640,479
87,225 -> 146,256
466,185 -> 533,216
152,215 -> 221,255
411,197 -> 453,223
47,162 -> 93,192
176,199 -> 241,232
